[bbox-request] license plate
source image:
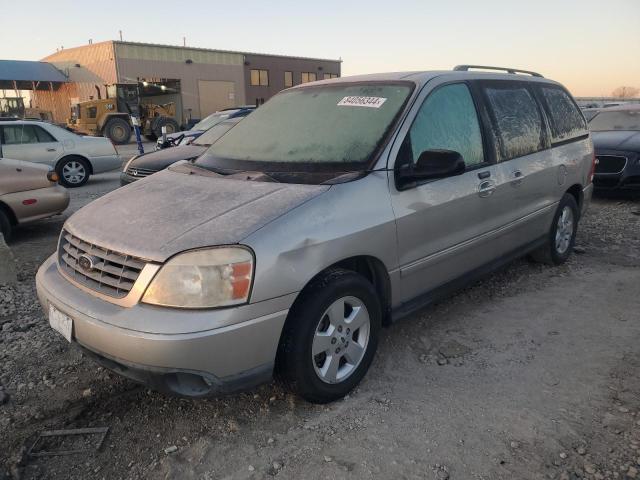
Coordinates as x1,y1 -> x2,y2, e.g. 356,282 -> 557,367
49,304 -> 73,342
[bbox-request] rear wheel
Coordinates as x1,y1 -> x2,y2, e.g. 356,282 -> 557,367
0,209 -> 12,242
151,117 -> 179,140
530,193 -> 579,265
103,117 -> 131,145
57,156 -> 90,188
277,269 -> 381,403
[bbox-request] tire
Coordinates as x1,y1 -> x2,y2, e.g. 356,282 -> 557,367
151,117 -> 179,140
57,156 -> 90,188
530,193 -> 579,265
0,209 -> 12,242
103,117 -> 131,145
277,268 -> 381,404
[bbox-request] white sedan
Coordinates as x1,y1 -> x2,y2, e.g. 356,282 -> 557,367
0,120 -> 121,187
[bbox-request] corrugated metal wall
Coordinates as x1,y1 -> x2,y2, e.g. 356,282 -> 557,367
33,41 -> 118,122
114,43 -> 245,120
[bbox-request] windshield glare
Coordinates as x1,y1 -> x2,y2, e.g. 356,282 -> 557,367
193,111 -> 235,131
589,110 -> 640,131
196,83 -> 412,172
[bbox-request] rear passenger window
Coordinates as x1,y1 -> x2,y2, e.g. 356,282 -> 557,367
540,87 -> 586,142
485,85 -> 543,161
405,83 -> 485,167
34,126 -> 56,142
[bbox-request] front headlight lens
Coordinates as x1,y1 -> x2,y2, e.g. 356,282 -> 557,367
142,247 -> 253,308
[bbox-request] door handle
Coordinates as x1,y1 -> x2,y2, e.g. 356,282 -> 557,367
511,170 -> 524,186
478,180 -> 496,197
46,148 -> 57,152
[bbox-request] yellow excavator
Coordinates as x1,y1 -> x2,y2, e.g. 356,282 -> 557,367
68,83 -> 180,144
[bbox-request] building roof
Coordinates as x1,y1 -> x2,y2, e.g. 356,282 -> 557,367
0,60 -> 67,82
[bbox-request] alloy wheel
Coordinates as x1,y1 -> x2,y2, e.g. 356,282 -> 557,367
62,161 -> 86,185
555,206 -> 574,254
312,296 -> 371,384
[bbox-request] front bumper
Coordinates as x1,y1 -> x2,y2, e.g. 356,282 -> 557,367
36,255 -> 294,397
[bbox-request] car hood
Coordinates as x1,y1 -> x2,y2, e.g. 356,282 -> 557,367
131,145 -> 207,171
592,131 -> 640,152
64,168 -> 329,262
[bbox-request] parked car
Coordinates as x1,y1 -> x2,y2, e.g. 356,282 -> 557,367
0,158 -> 69,240
582,107 -> 601,122
589,105 -> 640,190
36,66 -> 594,403
0,120 -> 121,188
156,106 -> 255,149
121,117 -> 243,185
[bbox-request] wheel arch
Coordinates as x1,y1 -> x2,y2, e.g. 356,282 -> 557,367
565,183 -> 583,218
56,154 -> 93,175
289,255 -> 393,327
0,200 -> 18,226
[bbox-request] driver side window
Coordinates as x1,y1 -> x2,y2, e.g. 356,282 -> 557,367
404,83 -> 485,168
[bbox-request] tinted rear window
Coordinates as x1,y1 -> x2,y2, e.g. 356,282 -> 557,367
541,87 -> 586,142
484,85 -> 544,161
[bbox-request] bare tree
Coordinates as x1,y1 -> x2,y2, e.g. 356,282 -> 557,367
611,86 -> 640,99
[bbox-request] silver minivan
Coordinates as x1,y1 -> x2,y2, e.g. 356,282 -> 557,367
36,66 -> 595,403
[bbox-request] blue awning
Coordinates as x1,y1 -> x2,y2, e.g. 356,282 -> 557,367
0,60 -> 67,82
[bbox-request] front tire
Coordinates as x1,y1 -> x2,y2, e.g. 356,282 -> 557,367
57,156 -> 90,188
0,209 -> 12,242
277,269 -> 381,403
103,117 -> 131,145
151,117 -> 179,139
530,193 -> 579,265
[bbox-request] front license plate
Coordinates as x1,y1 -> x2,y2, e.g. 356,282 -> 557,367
49,304 -> 73,342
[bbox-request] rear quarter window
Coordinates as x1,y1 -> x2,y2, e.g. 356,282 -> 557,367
540,87 -> 586,142
484,84 -> 544,161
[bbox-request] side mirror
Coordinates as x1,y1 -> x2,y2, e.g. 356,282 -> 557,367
400,149 -> 466,181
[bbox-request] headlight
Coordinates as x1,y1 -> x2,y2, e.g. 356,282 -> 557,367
142,247 -> 254,308
123,155 -> 138,172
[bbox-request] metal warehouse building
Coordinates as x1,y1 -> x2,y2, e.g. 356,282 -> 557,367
34,41 -> 341,124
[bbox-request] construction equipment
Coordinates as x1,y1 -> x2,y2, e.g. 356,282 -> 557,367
68,83 -> 180,145
0,97 -> 54,122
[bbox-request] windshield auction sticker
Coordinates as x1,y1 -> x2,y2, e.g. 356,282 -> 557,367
337,96 -> 387,108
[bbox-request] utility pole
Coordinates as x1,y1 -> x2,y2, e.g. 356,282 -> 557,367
119,30 -> 123,41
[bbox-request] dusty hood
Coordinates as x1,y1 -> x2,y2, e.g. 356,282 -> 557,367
65,168 -> 329,262
131,145 -> 206,171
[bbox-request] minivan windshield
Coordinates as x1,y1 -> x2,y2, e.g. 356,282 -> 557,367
195,83 -> 412,176
589,109 -> 640,131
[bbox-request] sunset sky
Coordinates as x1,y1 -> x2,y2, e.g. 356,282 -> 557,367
1,0 -> 638,97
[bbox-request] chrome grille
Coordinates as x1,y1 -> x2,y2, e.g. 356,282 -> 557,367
595,155 -> 627,175
58,230 -> 146,298
126,166 -> 157,178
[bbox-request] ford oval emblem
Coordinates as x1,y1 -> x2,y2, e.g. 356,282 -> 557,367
78,254 -> 96,272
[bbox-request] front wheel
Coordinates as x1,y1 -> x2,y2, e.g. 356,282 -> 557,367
0,209 -> 12,242
103,117 -> 131,145
530,193 -> 579,265
277,269 -> 381,403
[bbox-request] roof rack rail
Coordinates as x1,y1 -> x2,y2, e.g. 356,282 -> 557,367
453,65 -> 544,78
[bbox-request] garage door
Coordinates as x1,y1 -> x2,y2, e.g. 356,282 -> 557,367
198,80 -> 236,117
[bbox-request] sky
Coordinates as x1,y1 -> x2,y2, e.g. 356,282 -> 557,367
1,0 -> 638,97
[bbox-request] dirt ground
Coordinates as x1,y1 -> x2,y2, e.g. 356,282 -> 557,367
1,162 -> 640,479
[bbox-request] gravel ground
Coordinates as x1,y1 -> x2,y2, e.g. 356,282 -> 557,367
1,169 -> 639,479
